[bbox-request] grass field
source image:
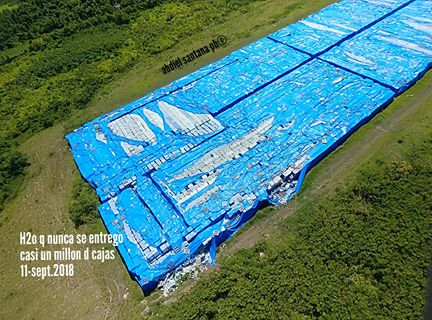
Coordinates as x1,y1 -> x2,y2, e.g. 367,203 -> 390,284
0,0 -> 430,318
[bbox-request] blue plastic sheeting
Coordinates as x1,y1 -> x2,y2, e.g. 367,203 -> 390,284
178,38 -> 311,115
67,38 -> 310,204
66,0 -> 431,291
268,0 -> 412,55
321,0 -> 432,92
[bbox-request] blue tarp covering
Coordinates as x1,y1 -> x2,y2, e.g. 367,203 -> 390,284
66,0 -> 431,291
268,0 -> 413,55
321,0 -> 432,92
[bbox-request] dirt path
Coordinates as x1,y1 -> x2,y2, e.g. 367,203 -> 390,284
222,77 -> 432,255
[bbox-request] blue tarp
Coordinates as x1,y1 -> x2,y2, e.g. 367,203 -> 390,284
321,0 -> 432,92
66,0 -> 431,291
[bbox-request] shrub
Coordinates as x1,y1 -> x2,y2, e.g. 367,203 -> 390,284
69,179 -> 99,227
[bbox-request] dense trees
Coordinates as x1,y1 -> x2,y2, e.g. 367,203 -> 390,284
0,0 -> 162,50
151,137 -> 432,319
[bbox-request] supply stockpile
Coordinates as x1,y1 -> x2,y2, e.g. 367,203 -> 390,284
66,0 -> 431,291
